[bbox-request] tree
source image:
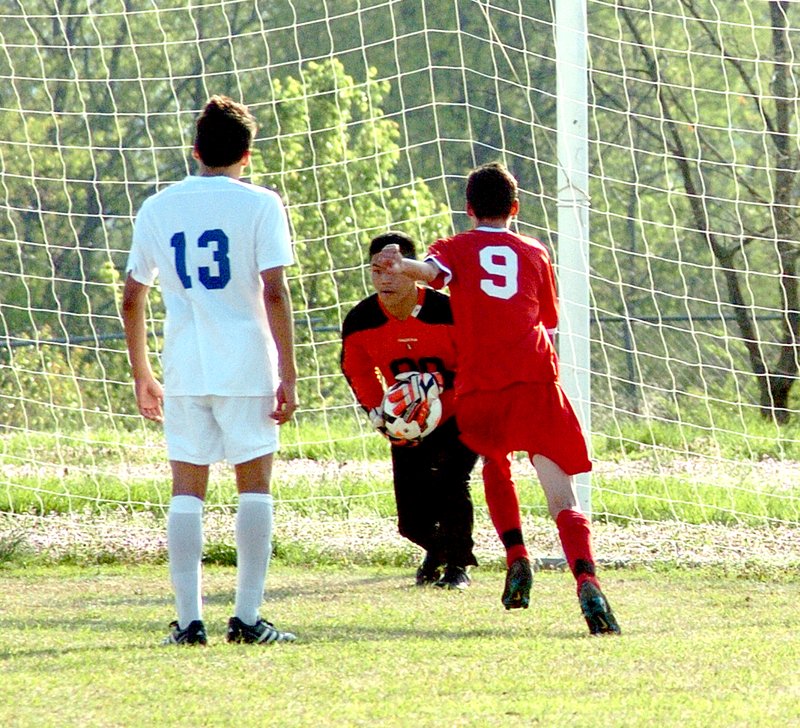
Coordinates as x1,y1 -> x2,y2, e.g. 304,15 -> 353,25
591,0 -> 800,421
250,58 -> 450,406
0,3 -> 452,425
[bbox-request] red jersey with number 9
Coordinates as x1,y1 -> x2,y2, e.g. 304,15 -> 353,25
426,228 -> 559,396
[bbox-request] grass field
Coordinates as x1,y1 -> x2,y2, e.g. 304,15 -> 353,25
3,407 -> 800,528
1,408 -> 798,726
1,563 -> 798,727
2,413 -> 798,571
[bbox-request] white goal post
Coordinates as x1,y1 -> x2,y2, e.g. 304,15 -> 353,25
556,0 -> 592,515
0,0 -> 797,568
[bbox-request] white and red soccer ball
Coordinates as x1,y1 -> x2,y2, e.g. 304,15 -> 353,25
381,371 -> 443,442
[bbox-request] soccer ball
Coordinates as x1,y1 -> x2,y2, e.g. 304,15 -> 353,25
381,371 -> 443,442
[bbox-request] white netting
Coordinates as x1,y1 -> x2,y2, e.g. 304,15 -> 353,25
0,0 -> 797,566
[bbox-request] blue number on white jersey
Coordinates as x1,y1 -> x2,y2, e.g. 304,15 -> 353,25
198,229 -> 231,290
171,229 -> 231,290
170,232 -> 193,289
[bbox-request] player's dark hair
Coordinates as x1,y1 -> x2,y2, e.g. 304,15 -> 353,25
194,95 -> 257,168
369,231 -> 417,260
465,162 -> 518,219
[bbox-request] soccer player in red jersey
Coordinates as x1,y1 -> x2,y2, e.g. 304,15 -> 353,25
341,232 -> 478,589
375,163 -> 620,634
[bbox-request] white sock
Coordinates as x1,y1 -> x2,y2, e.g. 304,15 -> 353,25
235,492 -> 273,626
167,495 -> 204,629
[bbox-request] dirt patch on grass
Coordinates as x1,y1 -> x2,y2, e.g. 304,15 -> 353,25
1,509 -> 797,569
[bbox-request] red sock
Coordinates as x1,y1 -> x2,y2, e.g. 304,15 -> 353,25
556,509 -> 600,593
483,456 -> 528,567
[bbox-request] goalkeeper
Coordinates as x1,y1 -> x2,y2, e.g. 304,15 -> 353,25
122,95 -> 297,646
374,163 -> 621,635
341,232 -> 479,590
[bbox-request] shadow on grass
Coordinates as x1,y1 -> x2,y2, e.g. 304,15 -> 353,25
0,636 -> 166,662
202,571 -> 406,606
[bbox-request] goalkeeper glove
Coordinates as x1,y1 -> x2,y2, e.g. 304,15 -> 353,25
367,407 -> 415,447
368,406 -> 386,432
385,371 -> 443,425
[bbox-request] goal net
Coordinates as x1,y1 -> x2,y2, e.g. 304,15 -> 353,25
1,0 -> 797,568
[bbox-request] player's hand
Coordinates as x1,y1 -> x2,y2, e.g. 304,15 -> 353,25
134,375 -> 164,423
385,371 -> 423,417
271,380 -> 298,425
368,407 -> 417,447
368,406 -> 386,432
394,370 -> 443,392
403,398 -> 431,428
385,371 -> 442,427
372,243 -> 403,274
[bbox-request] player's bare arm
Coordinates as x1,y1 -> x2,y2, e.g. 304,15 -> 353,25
262,266 -> 299,424
374,243 -> 439,283
121,274 -> 164,423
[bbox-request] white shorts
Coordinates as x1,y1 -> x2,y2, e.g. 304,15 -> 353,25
164,395 -> 278,465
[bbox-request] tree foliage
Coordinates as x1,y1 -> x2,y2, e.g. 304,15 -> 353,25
3,0 -> 800,429
589,0 -> 800,420
250,58 -> 451,407
0,3 -> 454,427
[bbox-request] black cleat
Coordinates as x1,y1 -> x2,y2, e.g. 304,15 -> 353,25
415,552 -> 443,586
162,619 -> 207,646
434,565 -> 471,590
226,616 -> 297,644
501,557 -> 532,610
579,581 -> 621,635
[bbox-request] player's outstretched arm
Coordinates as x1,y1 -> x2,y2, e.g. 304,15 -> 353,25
373,243 -> 439,283
262,266 -> 299,425
121,274 -> 164,423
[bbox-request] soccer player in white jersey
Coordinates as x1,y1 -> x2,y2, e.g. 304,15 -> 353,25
122,95 -> 298,645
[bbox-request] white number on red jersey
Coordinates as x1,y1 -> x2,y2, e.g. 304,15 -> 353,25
479,245 -> 518,300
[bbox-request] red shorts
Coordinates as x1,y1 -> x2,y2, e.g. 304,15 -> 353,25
456,381 -> 592,476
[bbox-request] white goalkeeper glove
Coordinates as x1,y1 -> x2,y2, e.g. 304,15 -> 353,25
367,407 -> 414,447
368,406 -> 385,432
384,371 -> 443,428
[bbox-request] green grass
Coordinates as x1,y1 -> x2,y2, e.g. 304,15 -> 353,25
592,473 -> 799,525
2,401 -> 799,526
595,396 -> 800,462
0,563 -> 798,727
5,464 -> 795,527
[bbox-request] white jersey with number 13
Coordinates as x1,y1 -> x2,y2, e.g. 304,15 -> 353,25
126,175 -> 293,397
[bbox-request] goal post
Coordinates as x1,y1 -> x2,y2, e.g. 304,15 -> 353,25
0,0 -> 798,569
556,0 -> 592,515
